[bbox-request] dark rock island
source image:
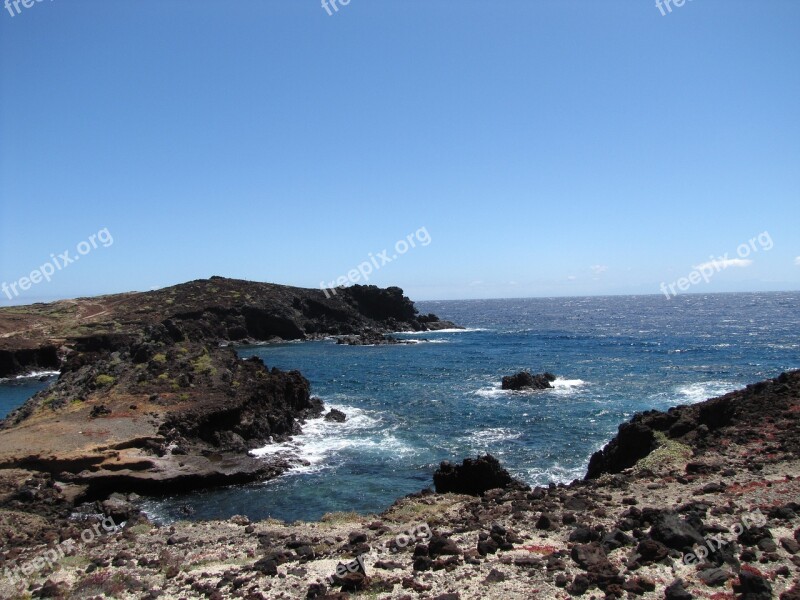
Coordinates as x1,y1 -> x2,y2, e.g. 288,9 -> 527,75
501,371 -> 556,390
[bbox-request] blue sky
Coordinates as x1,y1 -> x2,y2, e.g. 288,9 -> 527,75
1,0 -> 798,302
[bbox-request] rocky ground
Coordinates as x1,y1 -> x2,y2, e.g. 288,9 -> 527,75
0,371 -> 798,599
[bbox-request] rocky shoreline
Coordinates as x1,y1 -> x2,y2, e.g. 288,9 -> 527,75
0,369 -> 797,598
0,280 -> 798,599
0,279 -> 459,500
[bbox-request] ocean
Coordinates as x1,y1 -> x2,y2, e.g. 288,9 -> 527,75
2,292 -> 799,523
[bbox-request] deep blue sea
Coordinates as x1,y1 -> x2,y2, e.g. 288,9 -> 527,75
2,293 -> 799,523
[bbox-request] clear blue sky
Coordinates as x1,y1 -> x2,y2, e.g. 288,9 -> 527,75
1,0 -> 798,302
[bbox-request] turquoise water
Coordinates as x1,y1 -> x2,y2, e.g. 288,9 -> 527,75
2,293 -> 799,523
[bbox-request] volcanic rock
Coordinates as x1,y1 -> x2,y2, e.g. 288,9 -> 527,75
324,409 -> 347,423
501,371 -> 556,391
433,455 -> 524,496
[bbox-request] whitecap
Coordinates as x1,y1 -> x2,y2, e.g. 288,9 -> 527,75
16,370 -> 59,379
474,377 -> 585,398
464,427 -> 522,445
395,328 -> 488,335
522,462 -> 585,486
551,378 -> 587,393
250,405 -> 413,475
675,381 -> 735,404
0,370 -> 60,384
473,385 -> 505,398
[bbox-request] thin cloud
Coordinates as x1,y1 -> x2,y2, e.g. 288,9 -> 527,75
795,256 -> 800,266
693,258 -> 753,270
590,265 -> 608,275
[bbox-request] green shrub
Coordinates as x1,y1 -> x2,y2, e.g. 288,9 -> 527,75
95,374 -> 116,387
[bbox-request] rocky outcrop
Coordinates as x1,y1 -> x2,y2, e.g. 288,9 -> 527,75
433,454 -> 527,495
0,346 -> 60,379
324,409 -> 347,422
0,329 -> 320,499
338,285 -> 418,323
336,332 -> 409,346
0,278 -> 460,377
584,420 -> 659,479
501,371 -> 556,391
586,370 -> 800,479
417,313 -> 460,331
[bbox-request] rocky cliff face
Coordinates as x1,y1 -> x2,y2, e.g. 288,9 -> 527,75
586,370 -> 800,479
0,346 -> 60,379
0,277 -> 457,377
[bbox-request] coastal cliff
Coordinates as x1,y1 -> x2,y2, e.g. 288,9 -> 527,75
0,276 -> 458,378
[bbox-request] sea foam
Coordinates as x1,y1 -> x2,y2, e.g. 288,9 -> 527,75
250,404 -> 413,475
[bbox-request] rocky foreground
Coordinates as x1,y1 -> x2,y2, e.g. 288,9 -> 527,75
1,368 -> 798,599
